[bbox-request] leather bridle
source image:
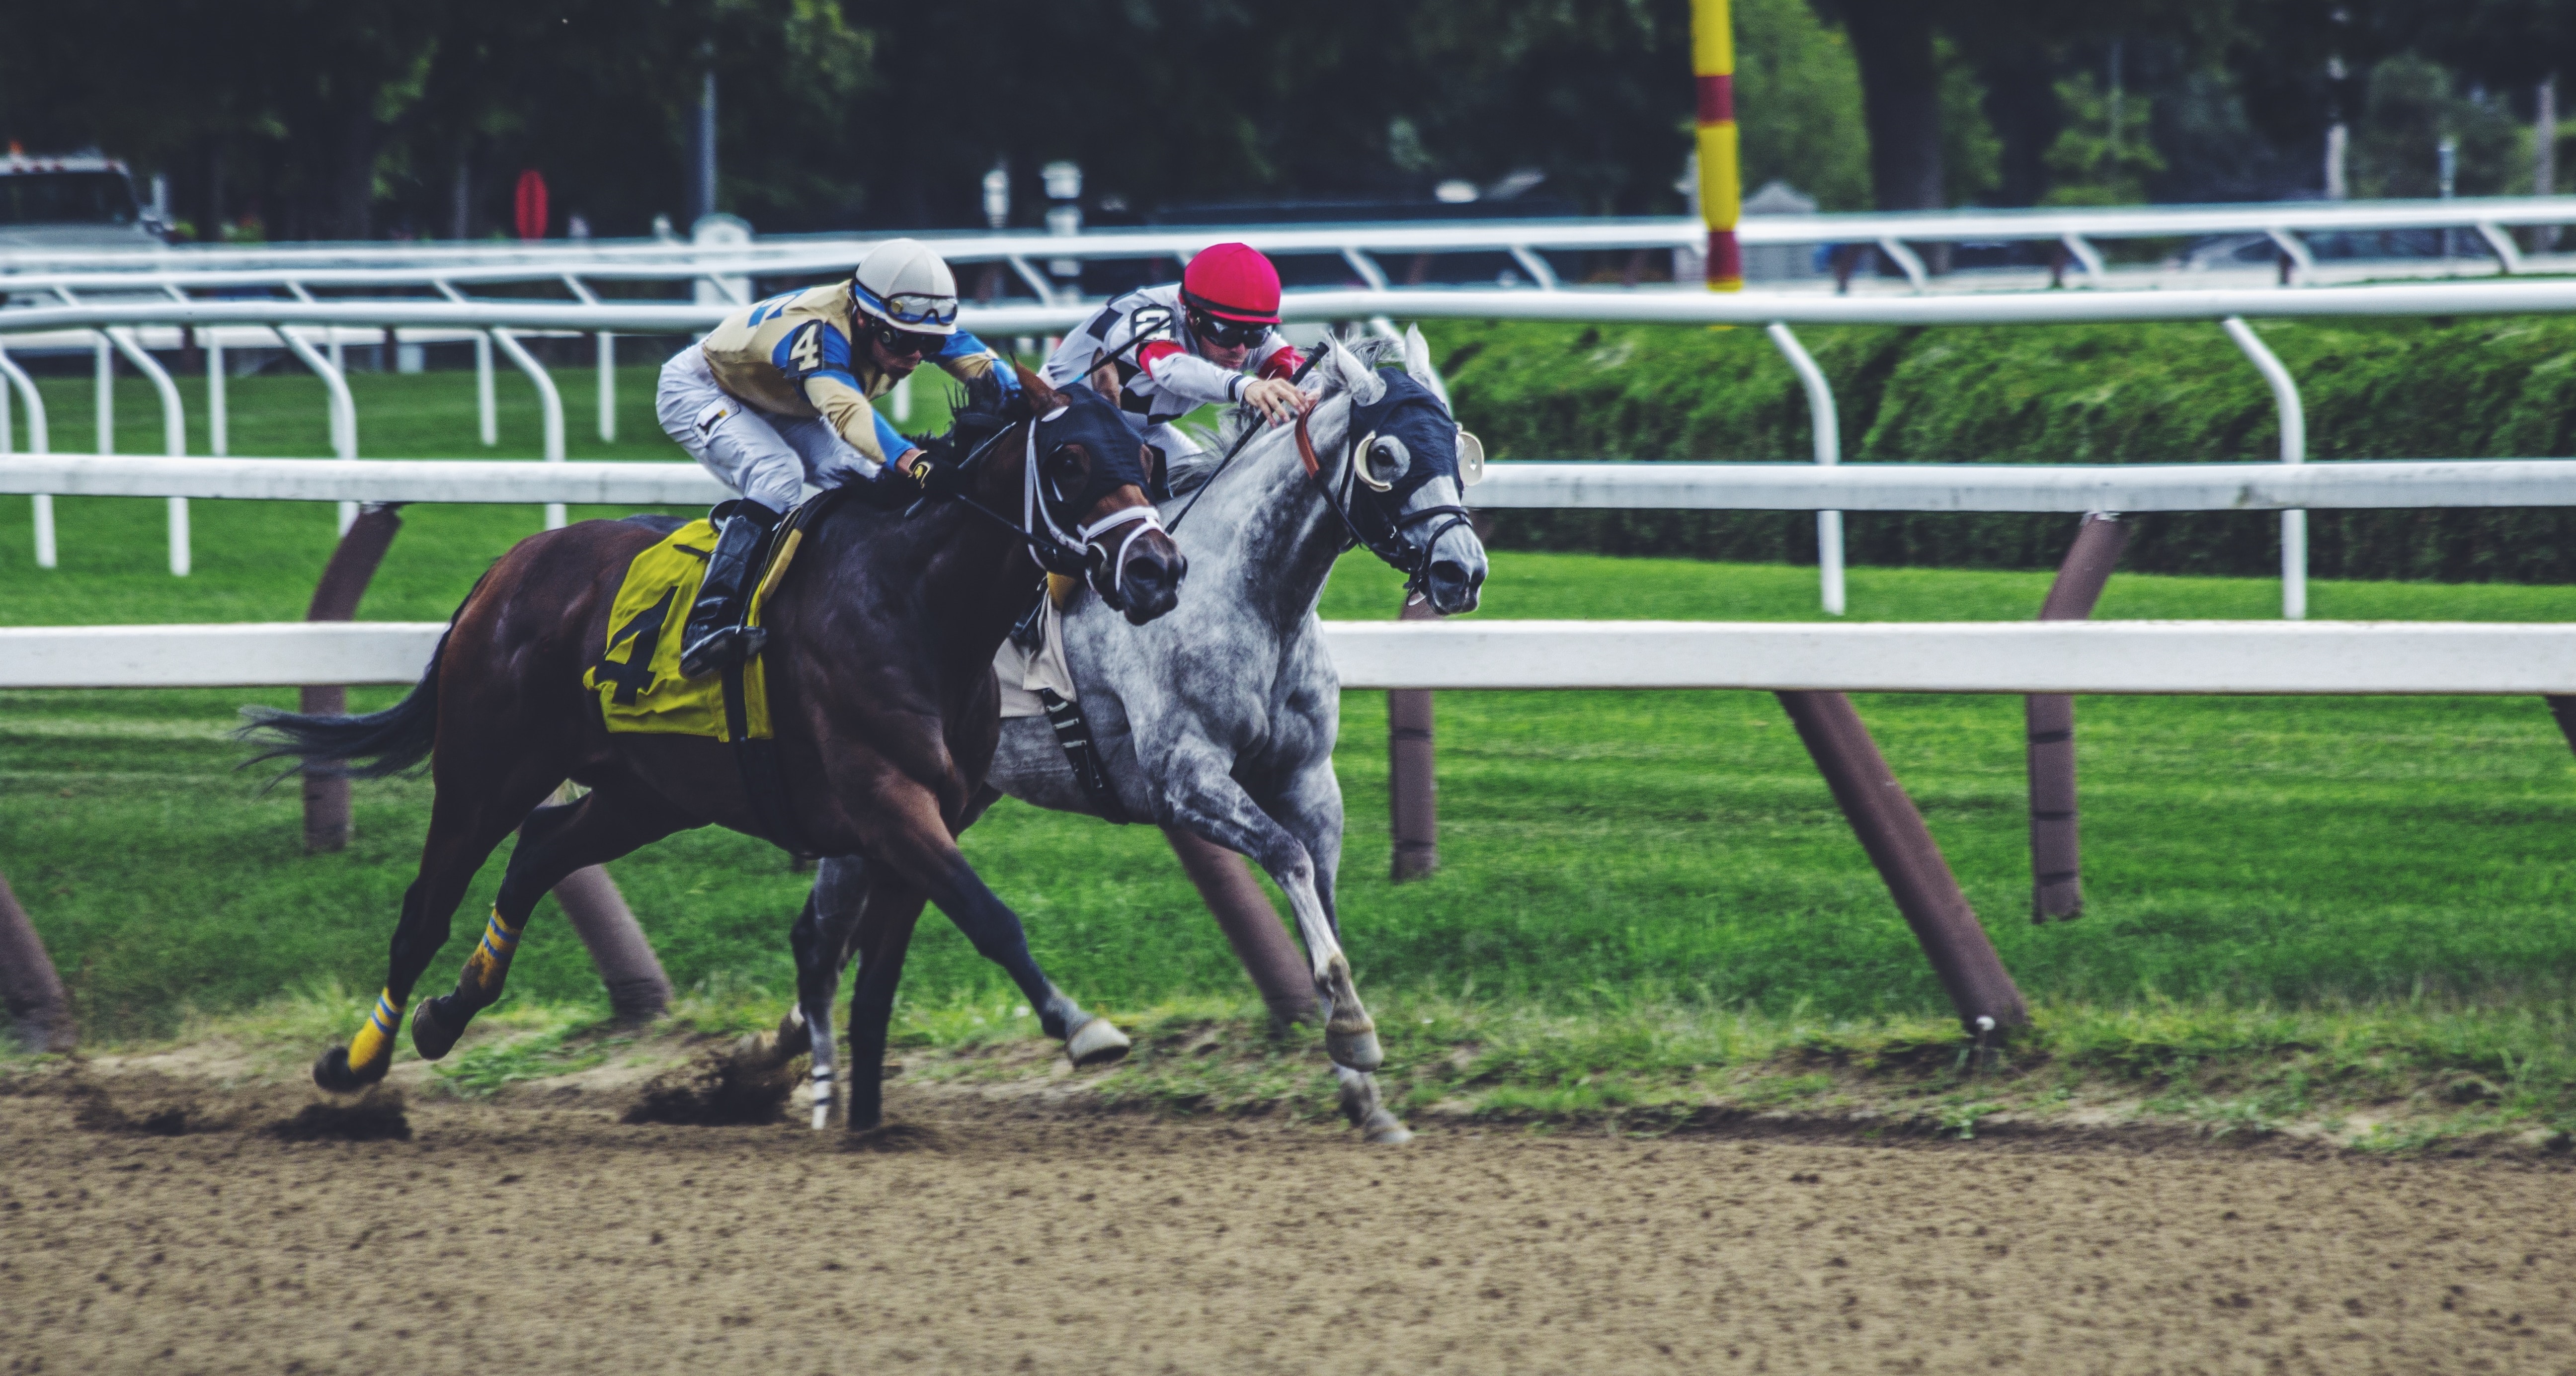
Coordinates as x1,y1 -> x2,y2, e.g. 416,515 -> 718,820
1293,391 -> 1474,597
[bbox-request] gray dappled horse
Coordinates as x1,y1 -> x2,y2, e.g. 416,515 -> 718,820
787,330 -> 1489,1141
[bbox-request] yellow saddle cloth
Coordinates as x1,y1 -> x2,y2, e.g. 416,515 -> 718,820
582,517 -> 803,740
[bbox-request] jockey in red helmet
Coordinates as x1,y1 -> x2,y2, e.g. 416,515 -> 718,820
1040,242 -> 1312,472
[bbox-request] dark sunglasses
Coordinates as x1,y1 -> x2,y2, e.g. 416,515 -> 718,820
1187,310 -> 1270,350
870,322 -> 946,358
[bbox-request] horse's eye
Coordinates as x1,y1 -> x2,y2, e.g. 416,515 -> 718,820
1358,433 -> 1410,492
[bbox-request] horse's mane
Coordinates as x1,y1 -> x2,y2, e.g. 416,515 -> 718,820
1169,333 -> 1405,496
913,369 -> 1029,463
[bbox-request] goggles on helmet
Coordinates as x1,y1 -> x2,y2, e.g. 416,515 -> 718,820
1187,308 -> 1270,350
854,282 -> 961,329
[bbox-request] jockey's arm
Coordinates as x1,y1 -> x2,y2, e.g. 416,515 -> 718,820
1251,331 -> 1305,381
929,330 -> 1020,395
1134,341 -> 1255,410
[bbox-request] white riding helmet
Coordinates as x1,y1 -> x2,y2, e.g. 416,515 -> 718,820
851,238 -> 962,336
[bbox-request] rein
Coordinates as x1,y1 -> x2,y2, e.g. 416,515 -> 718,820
1164,345 -> 1328,535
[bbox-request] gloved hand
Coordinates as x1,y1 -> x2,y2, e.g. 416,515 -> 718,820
897,450 -> 969,501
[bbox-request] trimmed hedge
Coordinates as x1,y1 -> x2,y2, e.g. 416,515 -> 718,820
1427,316 -> 2576,582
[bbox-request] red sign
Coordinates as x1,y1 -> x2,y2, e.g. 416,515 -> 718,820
513,170 -> 549,241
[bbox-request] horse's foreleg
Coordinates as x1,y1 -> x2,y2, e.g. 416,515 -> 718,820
862,789 -> 1127,1068
1168,769 -> 1380,1074
408,786 -> 688,1061
843,886 -> 924,1132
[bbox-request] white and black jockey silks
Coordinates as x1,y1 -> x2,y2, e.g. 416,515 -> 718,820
697,281 -> 1012,467
1039,283 -> 1301,430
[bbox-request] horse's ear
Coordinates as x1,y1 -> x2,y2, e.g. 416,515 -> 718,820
1324,335 -> 1385,405
1402,324 -> 1451,408
1017,363 -> 1066,415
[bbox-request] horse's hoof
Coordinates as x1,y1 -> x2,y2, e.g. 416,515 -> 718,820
1326,1026 -> 1383,1073
409,997 -> 464,1061
1359,1109 -> 1414,1146
1065,1016 -> 1131,1068
312,1045 -> 386,1094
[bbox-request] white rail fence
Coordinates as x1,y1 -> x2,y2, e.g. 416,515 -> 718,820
10,193 -> 2576,295
5,619 -> 2572,696
14,279 -> 2576,614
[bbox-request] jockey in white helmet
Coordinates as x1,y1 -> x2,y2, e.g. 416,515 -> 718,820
656,237 -> 1018,676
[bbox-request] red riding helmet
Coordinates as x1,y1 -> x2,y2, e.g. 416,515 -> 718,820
1180,242 -> 1283,324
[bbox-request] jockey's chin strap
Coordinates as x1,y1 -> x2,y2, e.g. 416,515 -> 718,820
1021,410 -> 1166,602
1295,400 -> 1474,597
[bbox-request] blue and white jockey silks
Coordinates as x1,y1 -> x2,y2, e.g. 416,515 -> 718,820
1040,283 -> 1302,460
658,281 -> 1014,514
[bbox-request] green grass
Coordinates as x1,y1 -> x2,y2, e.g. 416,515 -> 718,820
9,365 -> 2576,1141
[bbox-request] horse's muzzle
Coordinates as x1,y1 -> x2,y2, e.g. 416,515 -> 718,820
1102,543 -> 1187,624
1425,555 -> 1484,616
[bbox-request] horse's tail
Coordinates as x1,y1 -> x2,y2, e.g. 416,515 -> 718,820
235,576 -> 484,785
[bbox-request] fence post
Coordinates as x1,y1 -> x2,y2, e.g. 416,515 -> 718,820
2028,512 -> 2131,922
300,505 -> 404,853
2223,316 -> 2307,619
1162,828 -> 1318,1027
1777,690 -> 2029,1034
2548,697 -> 2576,755
0,870 -> 75,1052
0,343 -> 51,568
534,781 -> 672,1023
1765,322 -> 1844,614
1389,594 -> 1441,881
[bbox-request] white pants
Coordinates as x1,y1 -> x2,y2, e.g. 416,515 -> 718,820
655,345 -> 878,515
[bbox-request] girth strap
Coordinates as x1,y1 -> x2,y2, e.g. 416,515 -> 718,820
1039,688 -> 1130,825
717,488 -> 852,860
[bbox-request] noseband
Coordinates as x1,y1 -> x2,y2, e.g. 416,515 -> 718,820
1020,414 -> 1167,601
1294,396 -> 1474,597
944,398 -> 1164,604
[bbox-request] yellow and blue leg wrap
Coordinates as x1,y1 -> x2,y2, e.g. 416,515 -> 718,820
461,906 -> 526,1001
347,987 -> 406,1074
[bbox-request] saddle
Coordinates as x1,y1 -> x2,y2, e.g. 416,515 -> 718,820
585,492 -> 845,855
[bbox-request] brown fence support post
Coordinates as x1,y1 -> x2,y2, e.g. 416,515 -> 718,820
2547,697 -> 2576,754
2028,512 -> 2131,922
301,504 -> 404,854
1389,595 -> 1440,881
550,864 -> 673,1023
1777,690 -> 2029,1034
0,871 -> 75,1052
1163,828 -> 1318,1027
539,781 -> 671,1022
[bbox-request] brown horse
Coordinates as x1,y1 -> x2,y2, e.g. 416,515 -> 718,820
245,366 -> 1185,1095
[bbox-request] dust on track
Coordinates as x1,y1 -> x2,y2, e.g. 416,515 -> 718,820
4,1071 -> 2573,1375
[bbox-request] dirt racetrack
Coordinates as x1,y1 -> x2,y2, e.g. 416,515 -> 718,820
4,1075 -> 2574,1376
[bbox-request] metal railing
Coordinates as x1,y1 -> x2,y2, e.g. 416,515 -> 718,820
10,194 -> 2576,295
15,278 -> 2576,614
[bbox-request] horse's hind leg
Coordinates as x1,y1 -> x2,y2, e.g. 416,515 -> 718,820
315,773 -> 559,1092
783,855 -> 880,1128
410,786 -> 691,1060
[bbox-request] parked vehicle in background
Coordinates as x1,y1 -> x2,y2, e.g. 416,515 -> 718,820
0,150 -> 166,251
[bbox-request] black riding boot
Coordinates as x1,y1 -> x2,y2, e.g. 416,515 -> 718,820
678,503 -> 779,678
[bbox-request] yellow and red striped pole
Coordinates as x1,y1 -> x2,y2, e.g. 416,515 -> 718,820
1692,0 -> 1742,291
